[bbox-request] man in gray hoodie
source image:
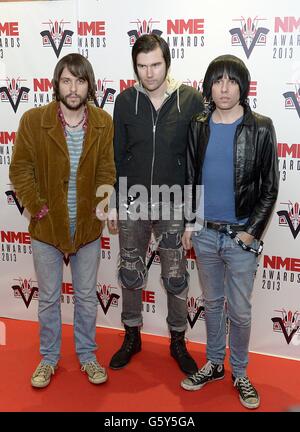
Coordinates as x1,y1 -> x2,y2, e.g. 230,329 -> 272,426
108,34 -> 204,374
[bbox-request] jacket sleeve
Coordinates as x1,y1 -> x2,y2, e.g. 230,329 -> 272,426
185,119 -> 199,225
113,94 -> 127,178
95,115 -> 116,209
9,111 -> 46,217
112,94 -> 128,208
245,119 -> 279,238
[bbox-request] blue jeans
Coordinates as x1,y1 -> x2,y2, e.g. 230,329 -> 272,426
31,238 -> 101,366
192,228 -> 258,377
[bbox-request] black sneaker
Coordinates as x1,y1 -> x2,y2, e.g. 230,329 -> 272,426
233,376 -> 260,409
181,360 -> 224,391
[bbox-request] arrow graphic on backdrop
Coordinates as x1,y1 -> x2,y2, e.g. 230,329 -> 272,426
271,317 -> 299,345
229,27 -> 269,58
0,87 -> 30,113
40,29 -> 74,58
283,91 -> 300,118
97,292 -> 120,315
187,306 -> 204,328
94,88 -> 116,109
5,190 -> 25,214
277,210 -> 300,239
12,285 -> 38,309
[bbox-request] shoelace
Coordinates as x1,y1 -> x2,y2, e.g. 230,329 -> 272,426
81,361 -> 104,375
123,333 -> 137,352
34,363 -> 54,378
234,377 -> 257,398
190,361 -> 214,382
172,337 -> 189,357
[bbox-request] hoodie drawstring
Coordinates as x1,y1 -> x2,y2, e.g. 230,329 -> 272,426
176,87 -> 181,113
135,90 -> 139,115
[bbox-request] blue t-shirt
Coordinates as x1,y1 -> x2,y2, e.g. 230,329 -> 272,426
201,116 -> 246,224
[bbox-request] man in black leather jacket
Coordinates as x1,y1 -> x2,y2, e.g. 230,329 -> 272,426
181,54 -> 279,410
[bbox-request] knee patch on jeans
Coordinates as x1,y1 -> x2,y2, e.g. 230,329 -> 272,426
159,231 -> 182,249
162,273 -> 188,295
119,248 -> 147,290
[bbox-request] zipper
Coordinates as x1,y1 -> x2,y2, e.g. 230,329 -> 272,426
148,94 -> 171,203
150,107 -> 158,198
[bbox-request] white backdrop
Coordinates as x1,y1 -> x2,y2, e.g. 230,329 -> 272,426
0,0 -> 299,360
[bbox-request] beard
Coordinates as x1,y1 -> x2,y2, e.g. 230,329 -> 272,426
59,93 -> 88,111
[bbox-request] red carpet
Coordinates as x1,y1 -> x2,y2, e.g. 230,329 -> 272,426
0,317 -> 299,412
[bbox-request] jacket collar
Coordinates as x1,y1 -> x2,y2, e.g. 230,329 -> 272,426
40,101 -> 106,163
200,103 -> 254,126
41,100 -> 105,128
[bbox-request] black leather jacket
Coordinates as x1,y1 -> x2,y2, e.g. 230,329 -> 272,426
186,104 -> 279,239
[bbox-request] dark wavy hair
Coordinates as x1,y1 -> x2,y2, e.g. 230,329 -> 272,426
52,53 -> 97,101
203,54 -> 251,106
132,34 -> 171,79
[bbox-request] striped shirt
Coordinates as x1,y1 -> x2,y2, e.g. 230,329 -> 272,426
66,128 -> 84,229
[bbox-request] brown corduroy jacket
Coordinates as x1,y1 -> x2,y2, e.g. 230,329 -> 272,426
9,100 -> 116,253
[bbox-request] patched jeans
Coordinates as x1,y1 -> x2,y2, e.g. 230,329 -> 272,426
31,237 -> 100,366
192,228 -> 258,378
118,202 -> 189,332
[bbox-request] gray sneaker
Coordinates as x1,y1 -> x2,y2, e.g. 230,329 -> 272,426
31,361 -> 57,388
233,376 -> 260,409
81,360 -> 108,384
181,360 -> 224,391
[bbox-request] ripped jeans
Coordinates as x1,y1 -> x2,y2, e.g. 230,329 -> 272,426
118,202 -> 189,332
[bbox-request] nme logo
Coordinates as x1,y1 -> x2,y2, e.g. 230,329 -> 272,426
40,19 -> 73,58
272,308 -> 300,345
167,19 -> 204,34
0,78 -> 30,113
120,79 -> 136,93
274,17 -> 300,33
127,19 -> 162,46
0,131 -> 16,144
0,230 -> 30,244
278,142 -> 300,158
78,21 -> 105,36
277,201 -> 300,239
283,83 -> 300,118
278,142 -> 300,182
33,78 -> 52,92
33,78 -> 53,107
187,296 -> 204,328
12,277 -> 38,308
0,22 -> 19,36
264,255 -> 300,272
97,283 -> 120,315
230,16 -> 269,59
95,79 -> 116,108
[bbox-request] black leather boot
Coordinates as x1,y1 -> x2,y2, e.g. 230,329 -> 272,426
109,325 -> 141,370
170,330 -> 198,375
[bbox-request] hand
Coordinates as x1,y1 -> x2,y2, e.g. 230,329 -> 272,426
107,208 -> 119,234
182,229 -> 193,251
237,231 -> 255,245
